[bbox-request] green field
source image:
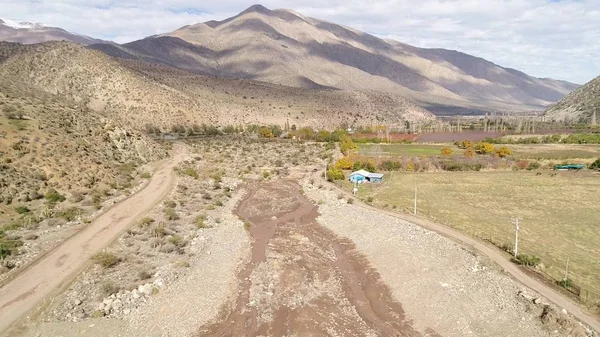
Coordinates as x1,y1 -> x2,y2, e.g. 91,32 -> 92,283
339,171 -> 600,303
358,144 -> 445,156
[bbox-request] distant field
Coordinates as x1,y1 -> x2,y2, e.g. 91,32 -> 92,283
358,143 -> 600,160
508,144 -> 600,160
358,144 -> 445,156
338,171 -> 600,303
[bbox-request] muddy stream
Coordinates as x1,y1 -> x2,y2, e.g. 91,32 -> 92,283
196,180 -> 433,336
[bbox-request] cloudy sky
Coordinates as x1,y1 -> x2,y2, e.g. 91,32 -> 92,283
2,0 -> 599,84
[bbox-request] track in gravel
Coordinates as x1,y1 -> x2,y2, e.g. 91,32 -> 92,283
322,174 -> 600,335
0,144 -> 186,335
196,180 -> 438,337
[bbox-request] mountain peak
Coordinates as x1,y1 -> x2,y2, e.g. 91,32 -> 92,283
242,4 -> 270,14
0,18 -> 48,29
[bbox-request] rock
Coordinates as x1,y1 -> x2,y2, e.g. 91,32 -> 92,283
132,289 -> 141,299
73,298 -> 83,306
112,299 -> 123,310
138,283 -> 153,296
533,298 -> 542,305
153,278 -> 164,288
123,308 -> 131,315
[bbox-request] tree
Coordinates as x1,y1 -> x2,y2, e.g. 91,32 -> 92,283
475,142 -> 495,154
495,146 -> 513,158
326,168 -> 345,182
259,127 -> 274,138
441,147 -> 453,156
334,156 -> 355,170
340,135 -> 357,155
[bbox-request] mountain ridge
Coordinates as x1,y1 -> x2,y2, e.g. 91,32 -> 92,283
544,75 -> 600,122
0,18 -> 106,45
86,4 -> 577,115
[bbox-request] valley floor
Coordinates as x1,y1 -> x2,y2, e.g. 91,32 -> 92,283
1,143 -> 596,337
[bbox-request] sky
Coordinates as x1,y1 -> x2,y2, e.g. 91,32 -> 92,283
2,0 -> 599,84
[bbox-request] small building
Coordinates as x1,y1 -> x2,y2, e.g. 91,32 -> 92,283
349,169 -> 384,183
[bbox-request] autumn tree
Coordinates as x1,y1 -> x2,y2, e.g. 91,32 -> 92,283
340,135 -> 357,155
441,147 -> 453,156
334,156 -> 355,170
457,140 -> 474,149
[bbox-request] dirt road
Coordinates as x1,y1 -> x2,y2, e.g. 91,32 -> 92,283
0,144 -> 185,335
196,180 -> 433,336
325,176 -> 600,334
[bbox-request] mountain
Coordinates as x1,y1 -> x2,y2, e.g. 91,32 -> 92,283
0,18 -> 105,45
0,41 -> 434,131
90,4 -> 578,115
544,75 -> 600,122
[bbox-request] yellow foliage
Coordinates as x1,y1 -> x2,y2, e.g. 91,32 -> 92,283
259,127 -> 274,138
334,156 -> 355,170
458,140 -> 474,149
475,142 -> 495,154
340,135 -> 357,155
406,159 -> 415,171
441,147 -> 453,156
496,146 -> 513,158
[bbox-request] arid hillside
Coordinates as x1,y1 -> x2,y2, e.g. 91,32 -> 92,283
545,75 -> 600,123
0,18 -> 104,45
0,41 -> 435,130
91,4 -> 578,114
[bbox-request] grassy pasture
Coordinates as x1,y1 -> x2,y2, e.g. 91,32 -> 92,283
339,170 -> 600,302
358,143 -> 600,161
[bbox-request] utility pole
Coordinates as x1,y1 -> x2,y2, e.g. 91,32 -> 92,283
414,185 -> 417,215
512,217 -> 522,257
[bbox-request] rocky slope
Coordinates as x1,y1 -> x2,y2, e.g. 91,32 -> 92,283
91,4 -> 578,114
0,41 -> 435,130
545,75 -> 600,122
0,18 -> 104,45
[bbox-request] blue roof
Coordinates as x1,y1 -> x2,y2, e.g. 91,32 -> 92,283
350,170 -> 384,179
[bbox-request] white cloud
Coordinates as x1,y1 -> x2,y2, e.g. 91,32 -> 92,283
1,0 -> 598,84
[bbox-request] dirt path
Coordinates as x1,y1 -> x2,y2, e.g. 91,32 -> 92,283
196,180 -> 433,337
323,174 -> 600,334
0,144 -> 186,335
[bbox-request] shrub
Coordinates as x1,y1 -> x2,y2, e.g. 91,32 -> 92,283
195,214 -> 209,229
441,147 -> 453,156
457,140 -> 474,149
0,234 -> 23,259
101,281 -> 120,296
366,196 -> 374,203
405,160 -> 415,172
138,216 -> 155,227
137,269 -> 152,280
164,200 -> 177,208
326,168 -> 344,181
347,198 -> 354,204
168,235 -> 186,247
55,207 -> 83,221
464,147 -> 475,158
262,171 -> 270,179
92,252 -> 121,268
590,158 -> 600,170
45,189 -> 66,203
514,160 -> 529,170
515,254 -> 541,267
495,146 -> 513,158
352,159 -> 376,172
14,206 -> 30,214
442,161 -> 483,172
340,135 -> 357,155
183,167 -> 199,179
140,171 -> 151,179
475,142 -> 495,154
164,208 -> 180,221
527,161 -> 541,171
378,160 -> 402,171
259,127 -> 274,138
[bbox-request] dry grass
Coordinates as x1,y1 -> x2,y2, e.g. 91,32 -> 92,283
341,170 -> 600,302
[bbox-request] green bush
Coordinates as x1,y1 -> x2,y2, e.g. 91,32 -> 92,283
14,206 -> 30,214
138,216 -> 155,227
55,207 -> 82,221
183,167 -> 199,179
515,254 -> 541,267
590,158 -> 600,170
527,161 -> 541,171
45,189 -> 66,203
164,208 -> 180,221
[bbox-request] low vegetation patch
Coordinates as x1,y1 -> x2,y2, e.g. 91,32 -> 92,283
92,252 -> 121,268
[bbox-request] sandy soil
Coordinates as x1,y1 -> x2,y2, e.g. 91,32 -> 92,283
0,144 -> 186,335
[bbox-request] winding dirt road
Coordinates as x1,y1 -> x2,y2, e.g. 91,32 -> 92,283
323,173 -> 600,334
0,144 -> 185,335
